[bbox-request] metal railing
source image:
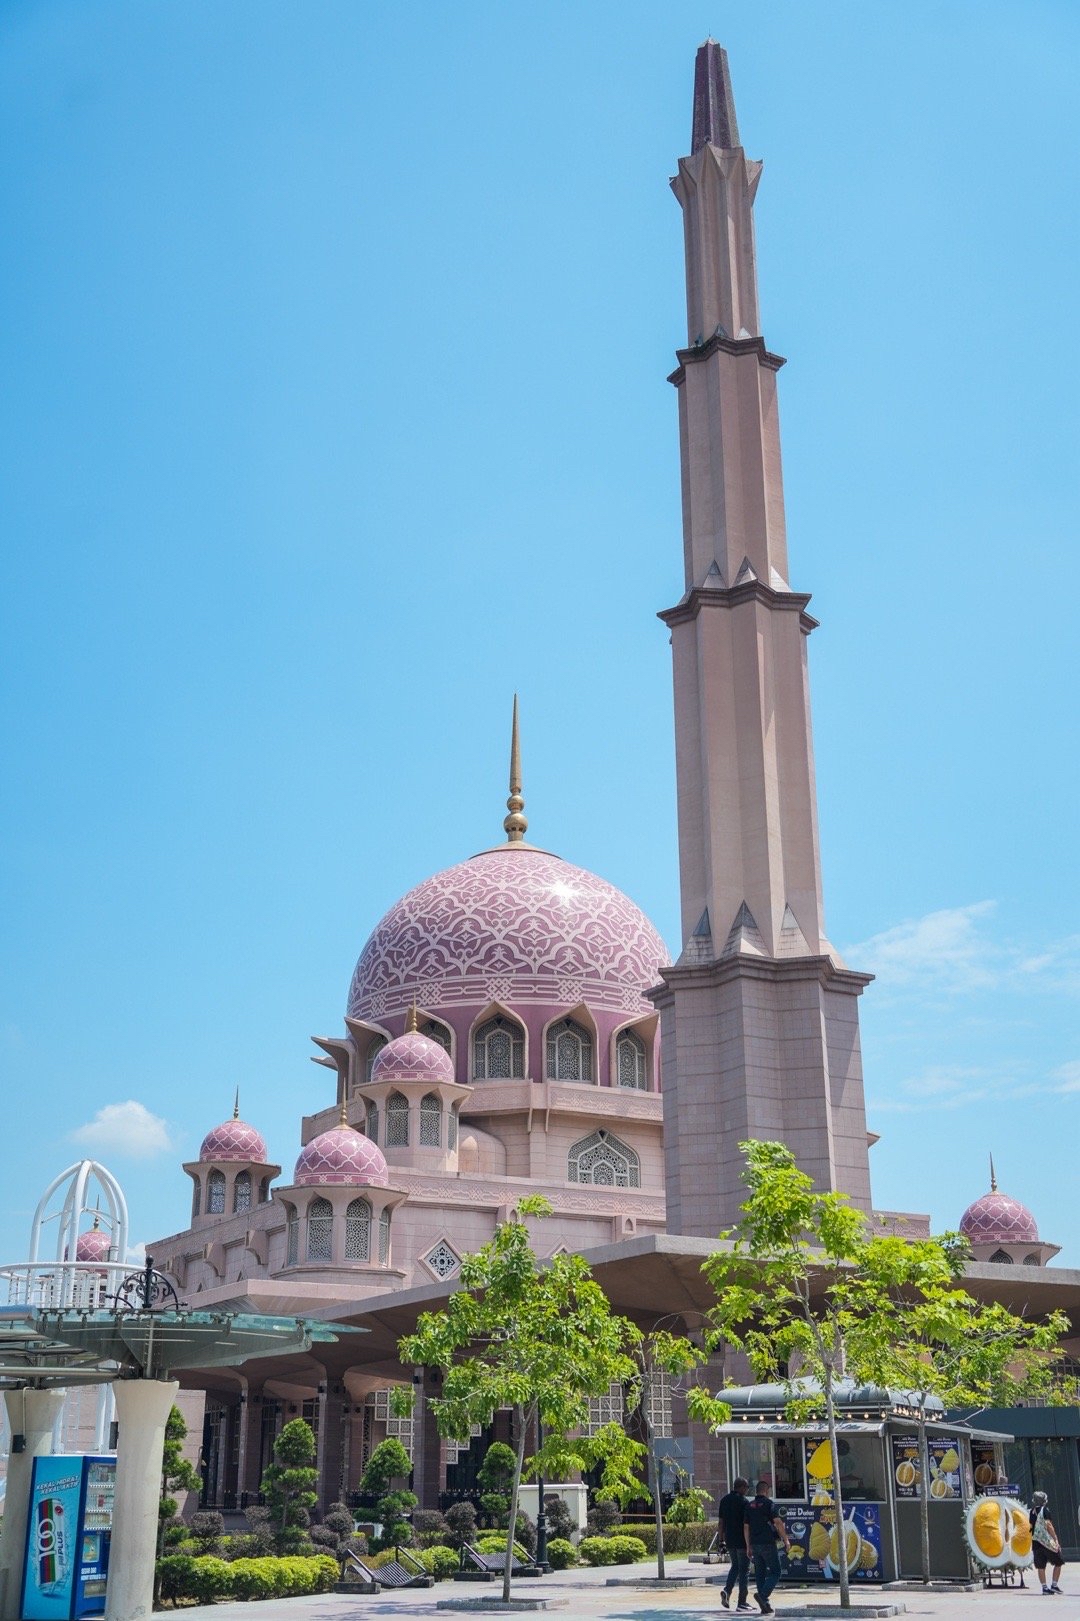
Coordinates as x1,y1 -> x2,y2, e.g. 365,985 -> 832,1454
0,1261 -> 135,1312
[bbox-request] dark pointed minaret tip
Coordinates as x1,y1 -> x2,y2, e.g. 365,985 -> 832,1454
503,694 -> 528,844
989,1152 -> 998,1193
233,1086 -> 240,1119
691,38 -> 740,153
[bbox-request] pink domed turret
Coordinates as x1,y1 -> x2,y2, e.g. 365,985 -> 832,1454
371,1028 -> 455,1086
294,1112 -> 390,1187
200,1092 -> 269,1163
75,1225 -> 112,1264
960,1157 -> 1039,1246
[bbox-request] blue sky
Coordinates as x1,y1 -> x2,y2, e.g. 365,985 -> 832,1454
2,2 -> 1077,1268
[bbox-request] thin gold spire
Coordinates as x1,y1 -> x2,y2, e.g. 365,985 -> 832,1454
503,694 -> 528,843
339,1094 -> 349,1127
406,1002 -> 419,1034
989,1153 -> 997,1193
233,1086 -> 240,1120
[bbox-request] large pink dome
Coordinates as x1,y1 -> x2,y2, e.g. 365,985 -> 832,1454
294,1126 -> 389,1187
347,847 -> 669,1022
960,1190 -> 1039,1246
200,1118 -> 268,1163
371,1030 -> 456,1085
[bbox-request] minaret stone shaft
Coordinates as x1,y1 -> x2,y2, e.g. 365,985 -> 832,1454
651,43 -> 873,1233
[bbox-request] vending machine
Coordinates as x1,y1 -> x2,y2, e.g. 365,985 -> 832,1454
21,1455 -> 115,1621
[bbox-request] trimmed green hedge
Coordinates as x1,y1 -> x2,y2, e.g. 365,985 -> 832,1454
577,1535 -> 648,1566
545,1538 -> 578,1570
155,1553 -> 339,1604
614,1521 -> 715,1555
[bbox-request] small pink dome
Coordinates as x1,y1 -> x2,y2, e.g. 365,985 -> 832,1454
371,1030 -> 455,1085
294,1126 -> 389,1187
200,1117 -> 268,1163
960,1190 -> 1039,1246
75,1228 -> 111,1263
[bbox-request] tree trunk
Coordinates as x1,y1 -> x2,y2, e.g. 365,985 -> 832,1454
503,1403 -> 529,1604
648,1417 -> 666,1579
917,1411 -> 932,1584
824,1372 -> 851,1610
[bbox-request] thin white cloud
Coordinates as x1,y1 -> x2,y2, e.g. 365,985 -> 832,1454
70,1101 -> 172,1159
870,1060 -> 1080,1115
846,904 -> 1079,997
126,1241 -> 148,1266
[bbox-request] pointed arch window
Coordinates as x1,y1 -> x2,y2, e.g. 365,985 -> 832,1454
345,1197 -> 371,1261
365,1035 -> 388,1083
419,1093 -> 442,1147
233,1170 -> 252,1214
365,1099 -> 378,1143
567,1129 -> 639,1189
207,1170 -> 226,1215
473,1015 -> 525,1081
306,1196 -> 333,1261
191,1180 -> 201,1220
379,1207 -> 391,1265
1023,1252 -> 1041,1266
616,1029 -> 647,1090
258,1176 -> 271,1204
422,1019 -> 452,1054
547,1018 -> 593,1083
286,1209 -> 299,1266
385,1092 -> 409,1147
988,1248 -> 1012,1265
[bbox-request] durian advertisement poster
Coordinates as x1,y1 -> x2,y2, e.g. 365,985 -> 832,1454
781,1502 -> 882,1582
891,1434 -> 962,1499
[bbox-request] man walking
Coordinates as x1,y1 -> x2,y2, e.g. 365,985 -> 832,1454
744,1478 -> 791,1617
717,1476 -> 751,1612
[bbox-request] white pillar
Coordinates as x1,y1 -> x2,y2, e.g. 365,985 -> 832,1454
104,1379 -> 178,1621
0,1386 -> 67,1621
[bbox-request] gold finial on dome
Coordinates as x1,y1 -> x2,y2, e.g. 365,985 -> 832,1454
503,694 -> 528,843
339,1095 -> 349,1127
406,1002 -> 420,1034
989,1152 -> 998,1193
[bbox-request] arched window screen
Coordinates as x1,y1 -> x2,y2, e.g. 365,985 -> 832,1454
365,1035 -> 388,1083
422,1019 -> 452,1053
989,1248 -> 1012,1265
386,1092 -> 409,1147
1023,1253 -> 1041,1266
546,1018 -> 593,1083
259,1176 -> 271,1204
447,1106 -> 458,1151
567,1129 -> 640,1189
307,1197 -> 333,1261
616,1029 -> 647,1090
191,1180 -> 201,1220
419,1093 -> 441,1147
207,1170 -> 226,1214
379,1207 -> 391,1265
233,1170 -> 252,1213
473,1016 -> 525,1080
365,1099 -> 378,1143
345,1197 -> 371,1261
286,1211 -> 298,1266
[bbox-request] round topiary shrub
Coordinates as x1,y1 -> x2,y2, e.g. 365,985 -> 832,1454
545,1537 -> 578,1570
420,1545 -> 461,1580
576,1534 -> 647,1566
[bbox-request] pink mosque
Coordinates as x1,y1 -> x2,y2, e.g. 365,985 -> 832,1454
144,42 -> 1074,1515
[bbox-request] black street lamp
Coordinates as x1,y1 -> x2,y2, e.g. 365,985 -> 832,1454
534,1413 -> 550,1572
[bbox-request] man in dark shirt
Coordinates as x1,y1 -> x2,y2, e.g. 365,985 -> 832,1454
716,1476 -> 750,1611
744,1480 -> 791,1616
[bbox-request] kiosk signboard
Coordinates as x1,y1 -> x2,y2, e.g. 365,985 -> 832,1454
781,1501 -> 883,1582
890,1434 -> 962,1500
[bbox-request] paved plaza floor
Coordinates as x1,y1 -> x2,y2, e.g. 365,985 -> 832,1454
192,1559 -> 1076,1621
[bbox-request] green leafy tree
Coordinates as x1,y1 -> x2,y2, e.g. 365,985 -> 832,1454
477,1441 -> 517,1526
395,1195 -> 644,1603
689,1141 -> 1069,1608
628,1329 -> 714,1578
260,1418 -> 318,1554
359,1437 -> 417,1549
158,1405 -> 202,1557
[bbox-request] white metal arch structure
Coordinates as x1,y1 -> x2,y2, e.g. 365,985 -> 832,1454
28,1160 -> 129,1267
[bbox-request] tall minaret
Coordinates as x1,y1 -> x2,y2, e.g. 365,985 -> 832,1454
651,42 -> 874,1233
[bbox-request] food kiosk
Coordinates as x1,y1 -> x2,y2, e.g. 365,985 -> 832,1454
715,1382 -> 1014,1583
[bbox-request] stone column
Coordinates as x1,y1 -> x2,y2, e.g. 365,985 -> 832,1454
0,1386 -> 67,1621
105,1379 -> 178,1621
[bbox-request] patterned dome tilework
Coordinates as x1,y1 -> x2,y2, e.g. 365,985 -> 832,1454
959,1191 -> 1039,1245
371,1031 -> 456,1085
200,1118 -> 269,1163
294,1126 -> 389,1187
75,1228 -> 112,1263
348,848 -> 669,1021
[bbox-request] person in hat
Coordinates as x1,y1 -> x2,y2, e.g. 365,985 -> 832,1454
1030,1491 -> 1064,1595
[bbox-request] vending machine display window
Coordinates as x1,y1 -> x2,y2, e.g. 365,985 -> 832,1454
21,1454 -> 115,1620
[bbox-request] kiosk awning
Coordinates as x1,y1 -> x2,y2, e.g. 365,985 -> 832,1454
715,1421 -> 886,1436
